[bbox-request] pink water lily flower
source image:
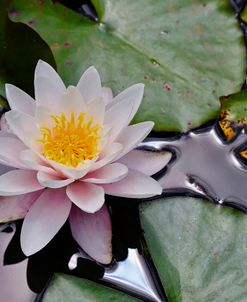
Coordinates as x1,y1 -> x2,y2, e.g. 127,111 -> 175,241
0,61 -> 169,264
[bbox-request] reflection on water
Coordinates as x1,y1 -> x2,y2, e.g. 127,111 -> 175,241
0,225 -> 36,302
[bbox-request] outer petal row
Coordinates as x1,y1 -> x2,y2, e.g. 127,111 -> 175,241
119,149 -> 172,176
0,191 -> 43,223
0,170 -> 43,196
5,84 -> 35,116
69,204 -> 112,264
103,169 -> 162,198
20,188 -> 71,256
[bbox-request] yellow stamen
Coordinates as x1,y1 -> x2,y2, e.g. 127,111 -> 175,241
37,112 -> 101,167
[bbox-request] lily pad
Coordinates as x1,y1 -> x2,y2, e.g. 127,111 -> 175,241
43,273 -> 141,302
220,91 -> 247,124
9,0 -> 245,131
140,197 -> 247,302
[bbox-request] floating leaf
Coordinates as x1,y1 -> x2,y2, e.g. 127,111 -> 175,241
43,273 -> 141,302
140,197 -> 247,302
9,0 -> 245,131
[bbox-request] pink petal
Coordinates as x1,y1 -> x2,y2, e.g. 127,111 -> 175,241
104,98 -> 134,142
20,149 -> 57,175
83,163 -> 128,184
34,60 -> 66,109
37,171 -> 74,188
0,137 -> 28,169
103,169 -> 162,198
5,84 -> 35,116
5,110 -> 41,152
0,170 -> 44,196
77,66 -> 101,103
109,83 -> 144,123
0,191 -> 43,223
69,204 -> 112,264
21,188 -> 71,256
119,149 -> 172,175
91,142 -> 123,172
101,87 -> 113,105
114,122 -> 154,161
47,159 -> 93,180
66,182 -> 104,213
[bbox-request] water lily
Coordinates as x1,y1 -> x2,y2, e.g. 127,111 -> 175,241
0,61 -> 169,264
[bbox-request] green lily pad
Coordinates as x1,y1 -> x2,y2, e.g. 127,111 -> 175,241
220,91 -> 247,125
140,197 -> 247,302
0,2 -> 56,98
43,273 -> 141,302
9,0 -> 245,131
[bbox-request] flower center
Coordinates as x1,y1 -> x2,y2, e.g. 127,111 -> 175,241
38,112 -> 101,168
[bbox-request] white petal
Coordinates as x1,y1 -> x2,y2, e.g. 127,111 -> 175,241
86,97 -> 105,125
0,137 -> 28,169
0,191 -> 43,223
59,86 -> 86,115
37,171 -> 74,188
0,164 -> 13,176
109,83 -> 144,123
66,182 -> 104,213
20,149 -> 57,175
5,110 -> 41,152
0,129 -> 15,138
35,106 -> 54,128
0,114 -> 13,134
34,60 -> 66,109
77,66 -> 101,103
47,159 -> 93,180
104,97 -> 134,142
115,122 -> 154,160
103,169 -> 162,198
69,204 -> 112,264
101,87 -> 113,105
5,84 -> 35,116
21,188 -> 71,256
91,142 -> 123,172
83,163 -> 128,184
119,149 -> 172,175
0,170 -> 44,196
